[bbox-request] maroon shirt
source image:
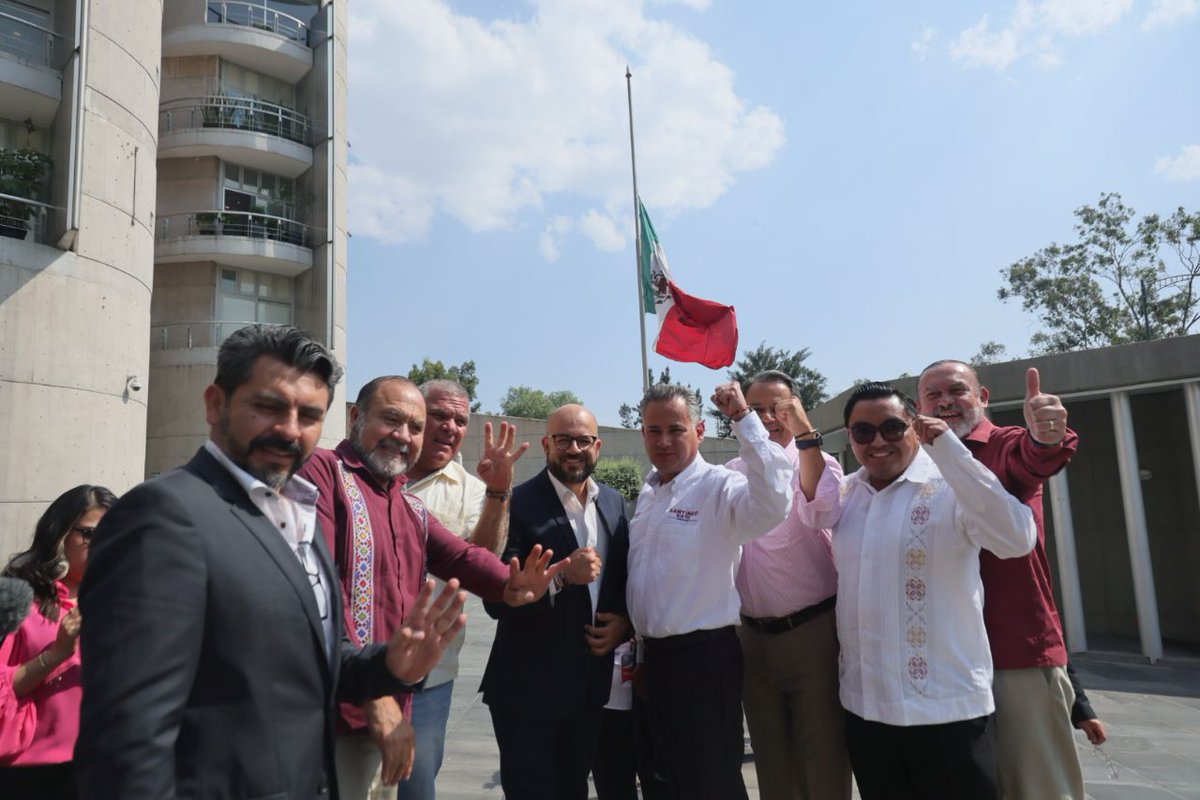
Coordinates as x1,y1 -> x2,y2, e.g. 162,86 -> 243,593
299,441 -> 508,731
963,418 -> 1078,670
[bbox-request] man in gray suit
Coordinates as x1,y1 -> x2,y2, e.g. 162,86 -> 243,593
75,325 -> 542,799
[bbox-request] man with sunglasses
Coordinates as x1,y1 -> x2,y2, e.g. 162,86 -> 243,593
481,404 -> 630,800
917,361 -> 1083,800
788,382 -> 1035,799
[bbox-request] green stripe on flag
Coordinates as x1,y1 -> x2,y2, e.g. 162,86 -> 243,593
638,199 -> 658,314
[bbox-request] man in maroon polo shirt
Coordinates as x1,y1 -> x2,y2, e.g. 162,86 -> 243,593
918,360 -> 1084,799
300,375 -> 566,800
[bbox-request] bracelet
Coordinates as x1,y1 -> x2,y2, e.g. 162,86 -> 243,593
553,572 -> 568,591
37,651 -> 49,669
730,407 -> 750,421
485,488 -> 511,501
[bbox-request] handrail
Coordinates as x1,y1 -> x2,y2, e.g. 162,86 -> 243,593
159,95 -> 311,145
0,9 -> 63,39
156,209 -> 310,248
0,191 -> 58,243
151,319 -> 259,351
0,2 -> 66,68
204,1 -> 308,45
0,191 -> 58,210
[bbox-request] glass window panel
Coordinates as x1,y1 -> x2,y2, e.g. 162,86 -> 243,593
218,294 -> 255,323
258,301 -> 291,325
219,268 -> 236,292
238,270 -> 255,295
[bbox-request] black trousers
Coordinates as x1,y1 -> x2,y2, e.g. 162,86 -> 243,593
0,762 -> 77,800
488,704 -> 603,800
591,703 -> 671,800
644,626 -> 748,800
844,711 -> 999,800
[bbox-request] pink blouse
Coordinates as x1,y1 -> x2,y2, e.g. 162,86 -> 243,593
0,582 -> 81,765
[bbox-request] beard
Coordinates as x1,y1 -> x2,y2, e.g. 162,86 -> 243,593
942,402 -> 985,439
548,453 -> 596,486
220,415 -> 304,491
350,416 -> 411,481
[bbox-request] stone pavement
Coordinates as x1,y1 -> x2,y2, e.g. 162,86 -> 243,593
432,596 -> 1200,799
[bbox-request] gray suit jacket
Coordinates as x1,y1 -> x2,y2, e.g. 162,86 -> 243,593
77,448 -> 402,800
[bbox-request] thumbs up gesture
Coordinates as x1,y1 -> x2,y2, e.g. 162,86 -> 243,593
1023,368 -> 1067,445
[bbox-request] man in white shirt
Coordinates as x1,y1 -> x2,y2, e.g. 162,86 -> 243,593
788,382 -> 1035,800
481,404 -> 631,800
401,379 -> 521,800
627,382 -> 793,800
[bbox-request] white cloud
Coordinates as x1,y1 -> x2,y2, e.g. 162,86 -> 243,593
650,0 -> 711,10
1155,144 -> 1200,181
1039,0 -> 1132,36
538,215 -> 574,262
949,15 -> 1019,70
911,26 -> 936,61
347,0 -> 783,254
1142,0 -> 1199,30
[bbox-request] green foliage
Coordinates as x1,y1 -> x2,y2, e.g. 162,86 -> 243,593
0,148 -> 53,221
706,342 -> 829,438
617,367 -> 701,428
999,193 -> 1200,353
970,341 -> 1009,366
499,385 -> 582,419
592,457 -> 644,503
407,358 -> 481,412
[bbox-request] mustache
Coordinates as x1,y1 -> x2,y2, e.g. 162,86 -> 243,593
249,434 -> 303,458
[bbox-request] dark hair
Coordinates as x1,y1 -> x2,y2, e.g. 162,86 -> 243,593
4,484 -> 118,620
214,325 -> 343,406
355,376 -> 414,415
843,382 -> 917,427
744,369 -> 797,397
639,383 -> 702,423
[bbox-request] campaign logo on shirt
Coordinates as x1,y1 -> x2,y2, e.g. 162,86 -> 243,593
667,506 -> 700,523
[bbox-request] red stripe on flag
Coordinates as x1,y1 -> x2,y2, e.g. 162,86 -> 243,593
654,281 -> 738,369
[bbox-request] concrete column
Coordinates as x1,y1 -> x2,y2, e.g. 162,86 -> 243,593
1110,391 -> 1163,662
1047,471 -> 1087,652
1185,383 -> 1200,518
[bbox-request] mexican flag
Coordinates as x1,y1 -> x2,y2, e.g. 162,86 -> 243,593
638,198 -> 738,369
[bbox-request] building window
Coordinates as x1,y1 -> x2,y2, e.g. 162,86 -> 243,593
217,268 -> 293,340
219,60 -> 297,110
222,161 -> 295,219
0,0 -> 53,66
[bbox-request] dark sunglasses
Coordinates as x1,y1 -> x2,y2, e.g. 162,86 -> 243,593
72,526 -> 97,541
849,418 -> 910,445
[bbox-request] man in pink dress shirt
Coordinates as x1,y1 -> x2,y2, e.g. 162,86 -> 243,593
730,370 -> 851,800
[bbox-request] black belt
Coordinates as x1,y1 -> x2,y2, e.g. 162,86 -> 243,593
642,625 -> 736,655
740,595 -> 836,635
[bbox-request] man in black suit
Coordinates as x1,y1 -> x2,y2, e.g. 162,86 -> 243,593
481,404 -> 631,800
75,325 -> 473,800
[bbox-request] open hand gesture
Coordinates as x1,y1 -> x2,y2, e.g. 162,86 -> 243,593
503,544 -> 569,606
476,421 -> 531,492
385,579 -> 467,684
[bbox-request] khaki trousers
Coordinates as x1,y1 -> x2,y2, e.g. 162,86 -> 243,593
993,666 -> 1086,800
334,733 -> 397,800
738,608 -> 851,800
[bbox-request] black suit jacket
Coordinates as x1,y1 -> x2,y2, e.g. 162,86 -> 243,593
480,468 -> 629,721
77,448 -> 402,800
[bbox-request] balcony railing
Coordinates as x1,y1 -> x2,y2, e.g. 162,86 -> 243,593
205,1 -> 308,45
156,209 -> 310,248
160,96 -> 311,145
0,0 -> 67,69
151,319 -> 260,351
0,192 -> 53,243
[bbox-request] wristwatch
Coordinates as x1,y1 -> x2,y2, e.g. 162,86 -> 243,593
795,431 -> 823,450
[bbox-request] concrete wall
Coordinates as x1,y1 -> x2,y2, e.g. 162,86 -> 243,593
0,0 -> 161,556
160,55 -> 218,103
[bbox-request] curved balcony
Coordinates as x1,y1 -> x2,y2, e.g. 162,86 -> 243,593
158,96 -> 313,178
163,1 -> 313,83
0,4 -> 69,126
0,192 -> 54,244
151,319 -> 257,352
155,210 -> 313,276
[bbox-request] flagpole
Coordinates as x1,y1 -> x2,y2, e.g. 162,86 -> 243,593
626,65 -> 650,394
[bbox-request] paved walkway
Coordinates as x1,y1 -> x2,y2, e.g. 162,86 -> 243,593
433,596 -> 1200,799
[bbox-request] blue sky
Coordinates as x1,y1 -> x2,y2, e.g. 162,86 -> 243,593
343,0 -> 1200,426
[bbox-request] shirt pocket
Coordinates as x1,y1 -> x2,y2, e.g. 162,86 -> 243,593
653,518 -> 702,578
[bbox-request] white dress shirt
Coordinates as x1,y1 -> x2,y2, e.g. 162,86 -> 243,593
204,440 -> 335,660
796,433 -> 1036,726
547,472 -> 604,620
627,412 -> 794,639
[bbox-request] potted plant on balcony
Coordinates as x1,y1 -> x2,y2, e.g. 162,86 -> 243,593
0,148 -> 52,240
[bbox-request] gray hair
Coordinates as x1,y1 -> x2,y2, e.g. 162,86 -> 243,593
355,376 -> 414,415
420,379 -> 469,401
745,369 -> 798,397
639,383 -> 702,423
215,325 -> 342,406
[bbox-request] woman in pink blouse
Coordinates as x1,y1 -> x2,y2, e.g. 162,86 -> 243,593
0,484 -> 117,799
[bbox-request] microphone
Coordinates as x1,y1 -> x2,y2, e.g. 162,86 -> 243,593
0,576 -> 34,639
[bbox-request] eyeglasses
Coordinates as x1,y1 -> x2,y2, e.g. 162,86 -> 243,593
550,434 -> 597,451
295,543 -> 329,621
849,418 -> 910,445
72,526 -> 97,541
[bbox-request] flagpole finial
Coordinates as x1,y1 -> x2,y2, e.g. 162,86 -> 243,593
625,65 -> 631,79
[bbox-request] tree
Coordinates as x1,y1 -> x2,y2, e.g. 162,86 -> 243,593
592,458 -> 644,503
969,341 -> 1008,366
407,358 -> 481,411
706,342 -> 829,438
617,367 -> 703,429
999,193 -> 1200,354
499,386 -> 582,419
